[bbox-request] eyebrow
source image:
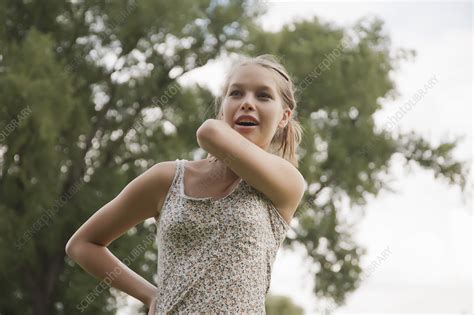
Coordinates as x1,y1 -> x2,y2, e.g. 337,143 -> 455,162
229,83 -> 275,94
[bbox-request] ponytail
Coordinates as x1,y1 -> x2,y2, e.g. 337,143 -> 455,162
270,114 -> 303,168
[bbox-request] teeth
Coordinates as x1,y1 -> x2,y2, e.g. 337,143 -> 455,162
237,120 -> 258,124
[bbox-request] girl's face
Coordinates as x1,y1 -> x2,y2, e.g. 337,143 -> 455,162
221,64 -> 292,150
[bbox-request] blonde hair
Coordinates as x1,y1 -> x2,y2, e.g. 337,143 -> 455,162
206,54 -> 303,168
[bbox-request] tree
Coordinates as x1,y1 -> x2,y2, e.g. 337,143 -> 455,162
265,294 -> 304,315
0,1 -> 468,314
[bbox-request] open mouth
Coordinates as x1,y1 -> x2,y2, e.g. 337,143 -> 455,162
235,121 -> 259,127
234,121 -> 259,132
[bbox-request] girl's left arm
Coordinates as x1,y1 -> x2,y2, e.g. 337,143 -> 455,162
196,119 -> 305,224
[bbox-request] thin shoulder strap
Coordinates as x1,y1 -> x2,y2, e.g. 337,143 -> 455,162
168,159 -> 183,198
161,159 -> 185,208
174,159 -> 187,199
175,159 -> 184,185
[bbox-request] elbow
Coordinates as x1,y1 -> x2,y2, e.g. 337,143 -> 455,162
65,237 -> 83,260
196,119 -> 218,149
65,239 -> 76,258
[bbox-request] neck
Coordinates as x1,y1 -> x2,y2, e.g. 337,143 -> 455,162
206,156 -> 240,183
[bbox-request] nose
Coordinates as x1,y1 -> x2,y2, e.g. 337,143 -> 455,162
240,96 -> 256,111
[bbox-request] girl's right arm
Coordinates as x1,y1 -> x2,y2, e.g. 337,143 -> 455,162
65,161 -> 175,308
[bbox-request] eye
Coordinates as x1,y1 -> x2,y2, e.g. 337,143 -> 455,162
258,93 -> 272,100
229,90 -> 241,96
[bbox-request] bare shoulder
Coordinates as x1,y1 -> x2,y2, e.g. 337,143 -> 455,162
152,160 -> 177,182
65,159 -> 179,252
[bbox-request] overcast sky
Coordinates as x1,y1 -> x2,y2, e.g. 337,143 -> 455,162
119,1 -> 472,314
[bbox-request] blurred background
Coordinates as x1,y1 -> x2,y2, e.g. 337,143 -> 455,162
0,0 -> 471,314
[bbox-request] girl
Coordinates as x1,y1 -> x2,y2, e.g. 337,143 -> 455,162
65,54 -> 306,314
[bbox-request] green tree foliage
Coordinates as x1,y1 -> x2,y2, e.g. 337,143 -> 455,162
0,1 -> 468,314
265,294 -> 304,315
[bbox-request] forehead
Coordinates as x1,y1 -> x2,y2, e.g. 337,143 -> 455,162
228,64 -> 278,92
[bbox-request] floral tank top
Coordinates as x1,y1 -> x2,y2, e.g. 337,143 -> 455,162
154,159 -> 291,314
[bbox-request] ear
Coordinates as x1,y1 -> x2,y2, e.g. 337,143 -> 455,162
278,108 -> 292,129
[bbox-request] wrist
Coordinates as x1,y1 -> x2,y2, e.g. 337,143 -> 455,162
142,287 -> 158,307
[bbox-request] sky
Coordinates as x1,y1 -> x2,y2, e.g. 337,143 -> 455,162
118,1 -> 473,314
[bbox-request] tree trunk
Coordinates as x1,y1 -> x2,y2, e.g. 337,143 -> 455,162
30,250 -> 65,315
